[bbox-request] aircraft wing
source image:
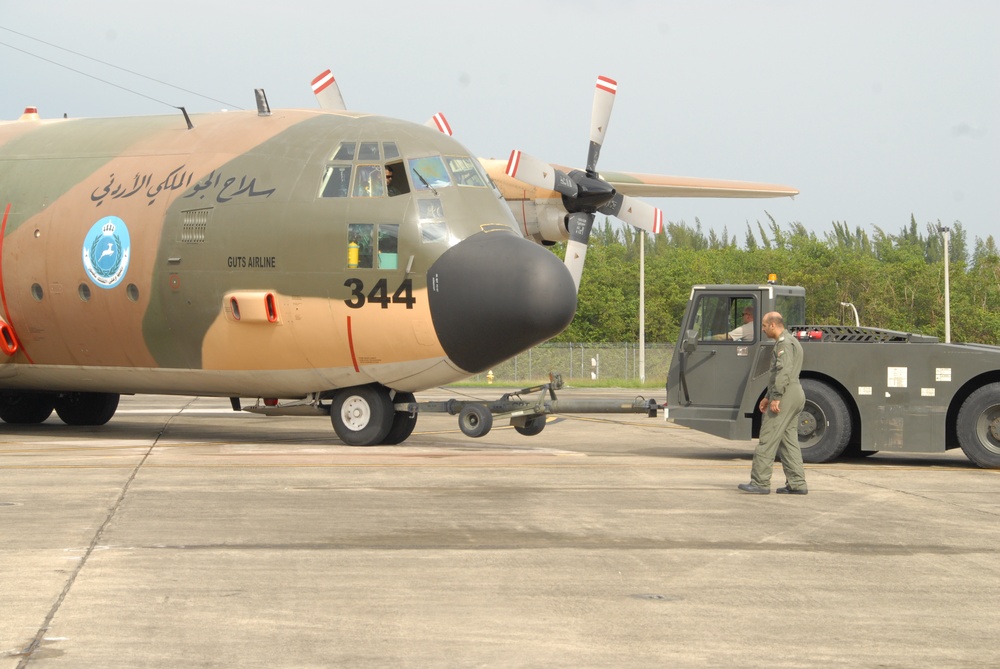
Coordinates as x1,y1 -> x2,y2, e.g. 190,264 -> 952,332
596,170 -> 799,199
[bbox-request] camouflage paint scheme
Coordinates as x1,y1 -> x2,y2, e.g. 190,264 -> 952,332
0,109 -> 573,400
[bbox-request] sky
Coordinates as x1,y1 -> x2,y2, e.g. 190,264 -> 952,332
1,0 -> 997,246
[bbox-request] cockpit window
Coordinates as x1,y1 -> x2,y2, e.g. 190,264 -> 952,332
321,145 -> 436,199
353,164 -> 386,198
358,142 -> 380,160
445,156 -> 487,187
332,142 -> 356,160
408,156 -> 452,190
385,161 -> 409,197
319,165 -> 352,198
417,199 -> 448,244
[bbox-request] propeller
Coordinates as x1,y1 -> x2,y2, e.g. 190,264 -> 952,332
505,75 -> 663,290
311,70 -> 347,111
425,112 -> 453,136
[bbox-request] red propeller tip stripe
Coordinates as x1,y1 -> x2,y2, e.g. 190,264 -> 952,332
505,150 -> 521,177
653,209 -> 663,234
596,75 -> 618,95
311,70 -> 335,94
433,113 -> 452,136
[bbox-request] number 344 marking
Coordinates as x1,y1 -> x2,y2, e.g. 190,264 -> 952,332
344,278 -> 416,309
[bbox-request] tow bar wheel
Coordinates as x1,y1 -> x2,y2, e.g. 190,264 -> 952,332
458,404 -> 493,438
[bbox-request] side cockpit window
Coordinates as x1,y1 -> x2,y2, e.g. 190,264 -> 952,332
320,165 -> 352,198
385,161 -> 409,197
691,295 -> 757,342
347,223 -> 399,270
444,156 -> 487,187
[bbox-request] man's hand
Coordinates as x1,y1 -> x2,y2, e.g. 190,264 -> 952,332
759,397 -> 781,414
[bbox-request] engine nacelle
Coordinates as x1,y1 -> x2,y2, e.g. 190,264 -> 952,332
515,199 -> 570,245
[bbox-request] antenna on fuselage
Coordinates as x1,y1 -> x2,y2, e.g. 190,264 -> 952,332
255,89 -> 271,117
176,106 -> 194,130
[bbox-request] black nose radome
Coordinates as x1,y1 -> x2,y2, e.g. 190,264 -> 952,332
427,232 -> 577,374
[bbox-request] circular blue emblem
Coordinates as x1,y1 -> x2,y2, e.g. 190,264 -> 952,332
82,216 -> 131,289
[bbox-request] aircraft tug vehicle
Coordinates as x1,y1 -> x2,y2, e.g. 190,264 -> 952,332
666,282 -> 1000,468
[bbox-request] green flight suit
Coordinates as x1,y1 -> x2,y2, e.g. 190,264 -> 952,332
750,331 -> 807,490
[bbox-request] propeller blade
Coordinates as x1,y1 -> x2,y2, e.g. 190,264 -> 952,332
426,112 -> 453,136
587,76 -> 617,173
505,150 -> 578,199
311,69 -> 347,111
563,212 -> 596,292
599,194 -> 664,234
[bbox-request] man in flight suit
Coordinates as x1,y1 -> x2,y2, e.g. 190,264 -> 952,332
738,311 -> 809,495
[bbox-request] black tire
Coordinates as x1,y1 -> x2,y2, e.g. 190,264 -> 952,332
514,414 -> 546,436
383,392 -> 418,445
956,383 -> 1000,468
54,392 -> 120,426
458,404 -> 493,438
0,393 -> 54,424
331,385 -> 394,446
798,379 -> 852,463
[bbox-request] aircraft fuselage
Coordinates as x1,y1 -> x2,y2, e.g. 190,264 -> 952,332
0,109 -> 576,400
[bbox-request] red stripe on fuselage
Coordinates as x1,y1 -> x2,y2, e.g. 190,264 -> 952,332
346,316 -> 360,373
0,203 -> 32,363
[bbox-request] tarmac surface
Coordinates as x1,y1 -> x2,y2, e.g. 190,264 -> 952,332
2,387 -> 999,668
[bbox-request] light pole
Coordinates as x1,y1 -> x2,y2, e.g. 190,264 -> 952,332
639,232 -> 646,383
939,225 -> 951,343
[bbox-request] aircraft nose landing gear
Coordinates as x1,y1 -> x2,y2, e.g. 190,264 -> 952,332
330,384 -> 394,446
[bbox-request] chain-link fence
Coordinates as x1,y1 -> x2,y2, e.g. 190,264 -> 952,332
467,343 -> 675,385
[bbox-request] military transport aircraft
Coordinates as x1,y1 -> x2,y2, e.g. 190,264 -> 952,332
0,73 -> 797,445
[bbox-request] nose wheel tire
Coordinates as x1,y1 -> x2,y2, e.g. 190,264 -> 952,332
383,392 -> 418,445
331,385 -> 394,446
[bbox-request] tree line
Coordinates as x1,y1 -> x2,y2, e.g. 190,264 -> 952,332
553,216 -> 1000,345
